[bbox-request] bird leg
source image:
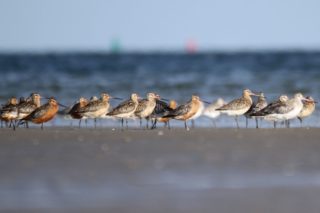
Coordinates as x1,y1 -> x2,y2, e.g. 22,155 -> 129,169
191,120 -> 195,128
255,117 -> 259,129
167,121 -> 171,130
235,116 -> 239,129
79,119 -> 82,128
298,117 -> 303,127
211,119 -> 217,128
146,118 -> 149,129
287,120 -> 290,128
121,118 -> 124,129
41,123 -> 44,130
185,121 -> 190,131
246,117 -> 248,128
151,119 -> 157,129
10,120 -> 16,131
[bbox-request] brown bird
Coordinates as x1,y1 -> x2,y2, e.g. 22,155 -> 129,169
0,97 -> 18,129
297,96 -> 317,126
134,92 -> 158,128
244,92 -> 268,128
216,89 -> 258,128
149,99 -> 176,129
76,93 -> 113,128
16,93 -> 42,128
107,93 -> 140,129
67,97 -> 89,128
22,97 -> 59,129
157,100 -> 177,129
157,100 -> 177,123
163,95 -> 202,130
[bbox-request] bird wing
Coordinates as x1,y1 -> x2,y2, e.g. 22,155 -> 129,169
108,100 -> 135,115
246,100 -> 268,116
135,99 -> 148,114
76,100 -> 103,113
18,102 -> 37,114
253,101 -> 287,116
26,104 -> 49,120
163,101 -> 191,118
149,100 -> 172,117
217,98 -> 249,111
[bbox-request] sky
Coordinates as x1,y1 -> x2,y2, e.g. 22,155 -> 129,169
1,0 -> 320,52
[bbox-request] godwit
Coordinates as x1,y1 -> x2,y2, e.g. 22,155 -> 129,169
16,93 -> 41,128
278,93 -> 307,128
0,97 -> 18,129
216,89 -> 258,128
163,95 -> 202,130
67,97 -> 89,128
150,99 -> 177,129
76,93 -> 112,128
297,96 -> 316,126
253,94 -> 306,128
245,92 -> 268,128
134,92 -> 158,128
252,95 -> 288,128
22,97 -> 59,129
107,93 -> 140,129
202,98 -> 225,127
189,97 -> 206,128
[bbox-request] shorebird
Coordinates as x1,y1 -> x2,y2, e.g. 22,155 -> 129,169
216,89 -> 258,128
202,98 -> 225,127
0,97 -> 18,129
67,97 -> 89,128
253,94 -> 307,128
297,96 -> 316,126
77,93 -> 112,128
22,97 -> 59,129
252,95 -> 288,128
189,98 -> 206,128
150,99 -> 177,129
163,95 -> 202,130
134,92 -> 158,128
16,93 -> 41,128
244,92 -> 268,128
107,93 -> 140,129
278,93 -> 307,128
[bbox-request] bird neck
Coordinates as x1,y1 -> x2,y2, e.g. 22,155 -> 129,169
243,93 -> 253,104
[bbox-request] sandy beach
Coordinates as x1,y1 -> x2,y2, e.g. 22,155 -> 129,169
1,127 -> 320,213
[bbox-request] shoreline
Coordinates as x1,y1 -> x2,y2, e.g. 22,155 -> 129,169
1,128 -> 320,212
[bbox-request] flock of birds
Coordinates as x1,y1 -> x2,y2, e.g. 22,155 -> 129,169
0,89 -> 317,130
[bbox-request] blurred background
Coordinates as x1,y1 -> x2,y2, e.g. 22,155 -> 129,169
1,0 -> 320,126
2,2 -> 320,212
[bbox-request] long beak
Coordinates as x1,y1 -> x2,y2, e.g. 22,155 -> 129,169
111,97 -> 123,100
303,98 -> 317,104
250,92 -> 260,97
161,98 -> 169,101
202,100 -> 211,104
58,103 -> 68,108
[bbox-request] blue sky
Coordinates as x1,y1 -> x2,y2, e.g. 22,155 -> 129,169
1,0 -> 320,51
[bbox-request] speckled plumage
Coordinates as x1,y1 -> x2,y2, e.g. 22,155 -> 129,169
23,98 -> 59,127
107,93 -> 139,118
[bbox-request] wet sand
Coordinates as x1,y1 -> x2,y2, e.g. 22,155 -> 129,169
1,127 -> 320,213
